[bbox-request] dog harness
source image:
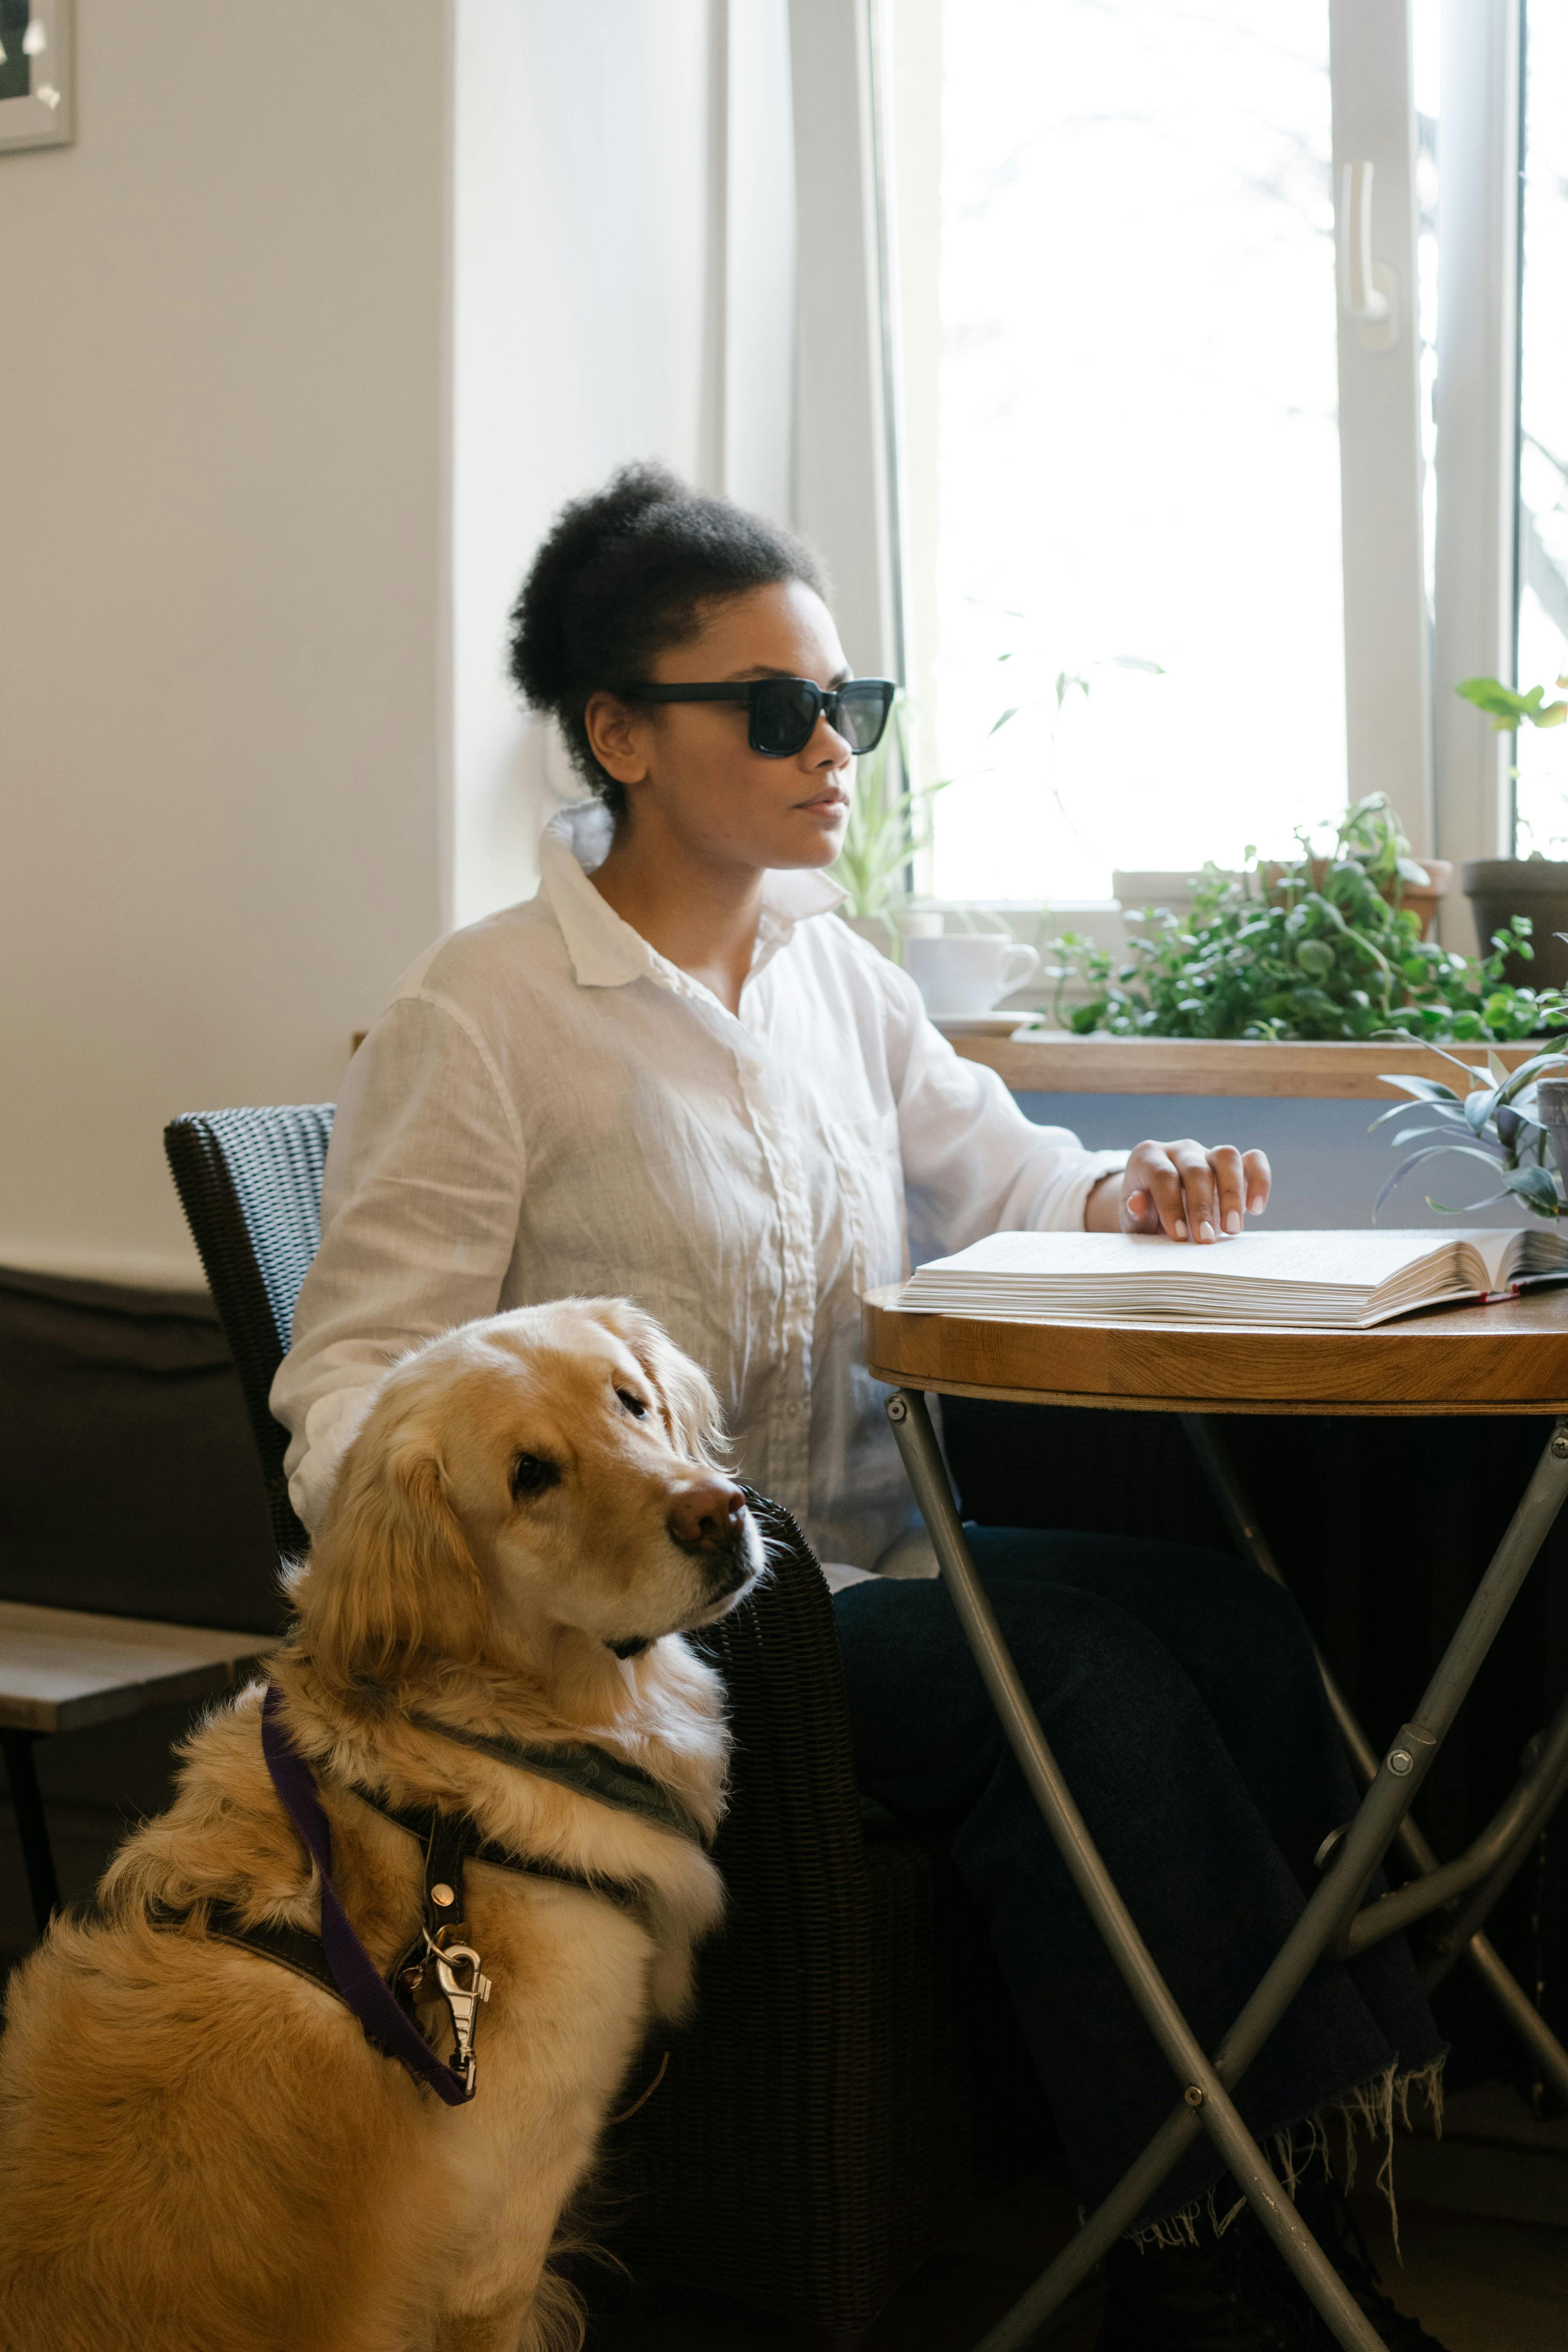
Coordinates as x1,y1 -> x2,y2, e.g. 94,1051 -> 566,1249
152,1687 -> 704,2106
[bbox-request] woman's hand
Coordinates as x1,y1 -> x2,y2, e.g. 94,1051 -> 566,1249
1085,1140 -> 1271,1242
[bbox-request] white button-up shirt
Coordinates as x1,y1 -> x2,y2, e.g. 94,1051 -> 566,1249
272,805 -> 1126,1573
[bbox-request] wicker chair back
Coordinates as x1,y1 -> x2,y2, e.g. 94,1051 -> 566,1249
164,1106 -> 333,1559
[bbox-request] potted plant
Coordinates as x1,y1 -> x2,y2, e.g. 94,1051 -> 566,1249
1457,673 -> 1568,988
1374,1046 -> 1568,1219
1261,794 -> 1451,938
1047,795 -> 1566,1043
831,697 -> 949,955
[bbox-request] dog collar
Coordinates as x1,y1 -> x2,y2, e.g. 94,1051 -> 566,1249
404,1711 -> 711,1849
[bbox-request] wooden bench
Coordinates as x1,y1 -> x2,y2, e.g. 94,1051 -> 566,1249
0,1601 -> 272,1932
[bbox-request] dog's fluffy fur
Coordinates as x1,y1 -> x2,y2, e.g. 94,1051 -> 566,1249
0,1299 -> 761,2352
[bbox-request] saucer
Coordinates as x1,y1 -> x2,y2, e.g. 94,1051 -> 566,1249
932,1014 -> 1042,1037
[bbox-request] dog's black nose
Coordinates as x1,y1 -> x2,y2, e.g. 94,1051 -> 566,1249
667,1476 -> 748,1558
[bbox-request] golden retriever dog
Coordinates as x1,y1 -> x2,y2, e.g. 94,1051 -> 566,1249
0,1299 -> 761,2352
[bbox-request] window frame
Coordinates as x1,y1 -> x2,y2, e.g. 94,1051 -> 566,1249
1431,0 -> 1521,950
1328,0 -> 1432,861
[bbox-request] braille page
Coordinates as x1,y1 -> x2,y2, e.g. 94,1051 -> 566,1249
894,1229 -> 1562,1328
906,1230 -> 1465,1287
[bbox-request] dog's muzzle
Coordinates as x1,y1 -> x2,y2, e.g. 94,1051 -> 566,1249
700,1531 -> 755,1601
666,1477 -> 751,1590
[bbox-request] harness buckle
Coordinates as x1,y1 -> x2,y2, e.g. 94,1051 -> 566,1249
425,1934 -> 491,2093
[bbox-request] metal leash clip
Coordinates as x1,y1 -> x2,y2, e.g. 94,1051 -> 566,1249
424,1932 -> 491,2096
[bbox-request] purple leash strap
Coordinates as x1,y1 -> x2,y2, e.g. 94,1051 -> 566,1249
260,1685 -> 472,2106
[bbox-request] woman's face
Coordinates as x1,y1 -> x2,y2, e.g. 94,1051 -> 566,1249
585,580 -> 857,872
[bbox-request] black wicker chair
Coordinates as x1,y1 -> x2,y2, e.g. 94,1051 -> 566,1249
164,1106 -> 972,2344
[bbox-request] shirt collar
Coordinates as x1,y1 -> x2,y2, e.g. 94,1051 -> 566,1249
539,803 -> 846,993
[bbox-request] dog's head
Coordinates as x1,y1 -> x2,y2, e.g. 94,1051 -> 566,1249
297,1300 -> 763,1687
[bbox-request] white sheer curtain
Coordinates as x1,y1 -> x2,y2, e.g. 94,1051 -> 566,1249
699,0 -> 904,684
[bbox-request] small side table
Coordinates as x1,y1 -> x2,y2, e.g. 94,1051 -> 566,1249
864,1284 -> 1568,2352
0,1600 -> 273,1933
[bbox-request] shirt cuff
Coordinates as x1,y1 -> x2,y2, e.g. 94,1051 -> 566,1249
1070,1148 -> 1130,1230
286,1383 -> 380,1534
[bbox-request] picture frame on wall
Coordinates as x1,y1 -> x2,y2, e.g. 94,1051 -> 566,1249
0,0 -> 73,153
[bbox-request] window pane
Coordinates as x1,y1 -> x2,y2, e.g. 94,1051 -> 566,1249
902,0 -> 1344,901
1515,3 -> 1568,855
1414,0 -> 1440,613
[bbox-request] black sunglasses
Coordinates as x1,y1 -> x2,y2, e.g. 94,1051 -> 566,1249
626,675 -> 897,758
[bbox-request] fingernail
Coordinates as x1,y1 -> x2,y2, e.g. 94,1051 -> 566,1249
1174,1219 -> 1188,1240
1225,1210 -> 1242,1235
1249,1195 -> 1265,1214
1198,1220 -> 1216,1243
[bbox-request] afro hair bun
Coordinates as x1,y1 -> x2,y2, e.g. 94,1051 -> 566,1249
508,461 -> 826,817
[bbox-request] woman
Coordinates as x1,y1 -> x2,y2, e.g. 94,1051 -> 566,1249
274,465 -> 1446,2350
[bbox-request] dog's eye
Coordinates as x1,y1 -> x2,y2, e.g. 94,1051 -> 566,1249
616,1389 -> 650,1420
510,1452 -> 559,1499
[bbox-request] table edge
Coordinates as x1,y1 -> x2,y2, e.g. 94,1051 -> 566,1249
864,1364 -> 1568,1415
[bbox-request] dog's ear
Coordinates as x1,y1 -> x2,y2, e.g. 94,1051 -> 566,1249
298,1421 -> 490,1688
590,1298 -> 729,1467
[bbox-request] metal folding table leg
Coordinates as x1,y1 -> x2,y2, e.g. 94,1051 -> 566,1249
1182,1413 -> 1568,2106
885,1391 -> 1386,2352
1,1729 -> 59,1934
886,1390 -> 1568,2352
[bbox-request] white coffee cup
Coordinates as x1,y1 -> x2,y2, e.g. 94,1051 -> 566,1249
903,934 -> 1041,1018
897,910 -> 945,941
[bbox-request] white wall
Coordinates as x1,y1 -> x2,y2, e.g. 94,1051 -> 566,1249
3,1 -> 849,1284
451,0 -> 714,929
2,0 -> 773,1285
450,0 -> 798,932
1,0 -> 451,1285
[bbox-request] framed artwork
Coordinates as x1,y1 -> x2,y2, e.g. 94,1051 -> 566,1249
0,0 -> 72,153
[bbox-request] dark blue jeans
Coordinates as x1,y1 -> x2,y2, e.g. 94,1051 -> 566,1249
832,1528 -> 1445,2228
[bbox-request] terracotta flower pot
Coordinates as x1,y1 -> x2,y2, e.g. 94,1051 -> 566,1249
1462,859 -> 1568,990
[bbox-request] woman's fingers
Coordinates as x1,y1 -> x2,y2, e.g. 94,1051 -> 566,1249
1243,1148 -> 1272,1217
1122,1144 -> 1187,1238
1170,1140 -> 1221,1242
1122,1141 -> 1271,1242
1208,1144 -> 1247,1236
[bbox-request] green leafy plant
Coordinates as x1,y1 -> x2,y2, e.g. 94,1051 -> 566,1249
1047,794 -> 1568,1044
1457,674 -> 1568,860
830,696 -> 950,920
1373,1047 -> 1568,1219
1332,792 -> 1438,897
1456,674 -> 1568,734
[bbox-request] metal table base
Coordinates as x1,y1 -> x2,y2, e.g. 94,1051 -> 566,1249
886,1390 -> 1568,2352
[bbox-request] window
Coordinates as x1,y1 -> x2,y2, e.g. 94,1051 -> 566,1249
897,1 -> 1346,901
883,0 -> 1518,913
1515,1 -> 1568,852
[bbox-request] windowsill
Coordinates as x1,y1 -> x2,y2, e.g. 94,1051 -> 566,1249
951,1031 -> 1556,1101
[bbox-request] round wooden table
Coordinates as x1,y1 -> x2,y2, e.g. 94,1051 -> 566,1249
863,1280 -> 1568,1415
861,1284 -> 1568,2352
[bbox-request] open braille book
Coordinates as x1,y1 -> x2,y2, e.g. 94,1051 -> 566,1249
896,1228 -> 1568,1331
